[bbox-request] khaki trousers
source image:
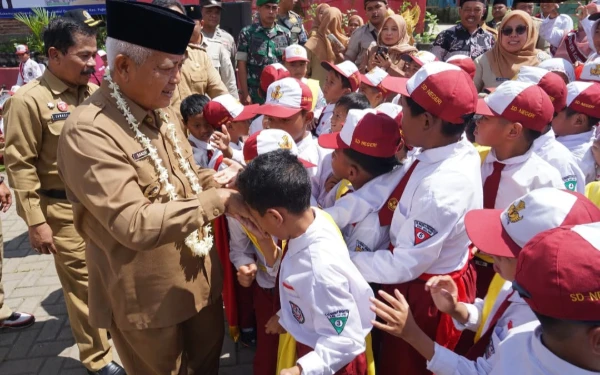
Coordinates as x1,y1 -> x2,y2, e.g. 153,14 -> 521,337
109,299 -> 225,375
41,197 -> 112,371
0,218 -> 13,321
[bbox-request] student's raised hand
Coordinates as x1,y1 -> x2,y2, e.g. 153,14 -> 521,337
280,366 -> 301,375
213,158 -> 244,188
237,263 -> 257,287
425,275 -> 459,315
370,289 -> 416,340
265,314 -> 286,335
211,125 -> 232,154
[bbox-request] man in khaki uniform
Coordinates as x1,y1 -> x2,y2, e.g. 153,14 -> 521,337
3,17 -> 122,375
56,1 -> 253,374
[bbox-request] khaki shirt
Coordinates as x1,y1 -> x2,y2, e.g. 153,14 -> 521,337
203,27 -> 237,63
345,23 -> 378,69
57,81 -> 225,330
170,45 -> 228,118
201,38 -> 239,99
4,69 -> 96,226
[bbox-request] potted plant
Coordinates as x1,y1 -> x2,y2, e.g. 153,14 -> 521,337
14,8 -> 56,56
414,11 -> 439,51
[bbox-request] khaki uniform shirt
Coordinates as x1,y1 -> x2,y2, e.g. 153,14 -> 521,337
170,45 -> 228,118
4,69 -> 96,226
57,81 -> 225,331
200,38 -> 239,99
203,27 -> 237,63
345,23 -> 378,69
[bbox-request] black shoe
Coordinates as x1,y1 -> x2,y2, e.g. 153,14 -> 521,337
87,361 -> 126,375
239,328 -> 257,348
0,312 -> 35,329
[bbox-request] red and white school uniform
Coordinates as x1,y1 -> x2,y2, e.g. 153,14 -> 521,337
188,135 -> 226,171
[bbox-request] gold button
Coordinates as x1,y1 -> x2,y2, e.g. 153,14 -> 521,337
213,209 -> 220,216
93,101 -> 102,106
146,117 -> 154,124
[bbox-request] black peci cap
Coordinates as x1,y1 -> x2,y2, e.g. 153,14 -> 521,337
106,0 -> 194,55
201,0 -> 223,8
185,5 -> 202,20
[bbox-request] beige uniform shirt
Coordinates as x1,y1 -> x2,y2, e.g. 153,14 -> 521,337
170,45 -> 228,118
345,23 -> 378,70
200,38 -> 239,99
57,81 -> 225,331
4,69 -> 96,226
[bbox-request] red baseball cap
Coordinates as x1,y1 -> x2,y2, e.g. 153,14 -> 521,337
516,66 -> 567,113
579,56 -> 600,83
260,63 -> 291,94
401,50 -> 438,67
446,54 -> 476,79
566,81 -> 600,119
322,61 -> 361,92
255,78 -> 313,119
376,102 -> 410,151
381,61 -> 478,124
243,128 -> 315,167
475,81 -> 554,132
360,67 -> 389,95
514,222 -> 600,321
203,94 -> 259,128
318,109 -> 401,158
15,44 -> 28,55
465,188 -> 600,258
284,44 -> 309,63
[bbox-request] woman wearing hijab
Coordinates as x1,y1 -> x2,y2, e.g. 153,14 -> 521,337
364,14 -> 418,76
305,7 -> 349,86
347,14 -> 364,37
474,10 -> 550,92
309,3 -> 331,38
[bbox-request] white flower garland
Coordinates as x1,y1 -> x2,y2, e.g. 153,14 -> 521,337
105,71 -> 213,257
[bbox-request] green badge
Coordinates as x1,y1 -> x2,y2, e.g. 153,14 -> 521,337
563,175 -> 577,192
326,310 -> 349,335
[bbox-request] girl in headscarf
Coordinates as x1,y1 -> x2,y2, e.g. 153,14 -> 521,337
347,14 -> 364,37
309,3 -> 330,38
305,7 -> 349,87
364,14 -> 418,76
474,10 -> 550,92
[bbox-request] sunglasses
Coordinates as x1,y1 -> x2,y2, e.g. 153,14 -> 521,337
501,25 -> 527,36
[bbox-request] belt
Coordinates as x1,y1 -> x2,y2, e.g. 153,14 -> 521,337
38,189 -> 67,200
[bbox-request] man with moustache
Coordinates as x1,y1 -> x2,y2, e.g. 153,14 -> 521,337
3,17 -> 123,375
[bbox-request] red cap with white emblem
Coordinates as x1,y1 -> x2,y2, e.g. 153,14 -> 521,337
321,60 -> 361,92
255,78 -> 314,119
284,44 -> 309,63
203,94 -> 259,129
565,81 -> 600,119
243,128 -> 315,167
516,66 -> 567,113
360,67 -> 389,95
446,54 -> 476,78
260,63 -> 291,94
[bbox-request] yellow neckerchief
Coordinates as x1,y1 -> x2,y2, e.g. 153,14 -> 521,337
474,144 -> 495,263
305,78 -> 320,111
335,179 -> 353,201
475,273 -> 507,342
276,209 -> 375,375
585,181 -> 600,208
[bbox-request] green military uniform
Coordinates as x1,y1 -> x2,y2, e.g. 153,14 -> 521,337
278,10 -> 307,46
237,21 -> 291,104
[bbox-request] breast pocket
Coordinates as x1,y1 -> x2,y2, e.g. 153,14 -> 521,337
209,54 -> 221,69
135,164 -> 162,201
190,69 -> 207,83
250,36 -> 267,59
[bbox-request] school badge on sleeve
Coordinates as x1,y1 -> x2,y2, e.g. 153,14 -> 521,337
326,310 -> 349,335
414,220 -> 438,245
289,302 -> 305,324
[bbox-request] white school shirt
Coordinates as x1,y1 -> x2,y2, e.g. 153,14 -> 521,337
481,149 -> 564,210
249,115 -> 264,135
315,103 -> 335,136
428,284 -> 536,375
227,217 -> 277,289
532,129 -> 586,193
297,134 -> 333,204
539,14 -> 574,48
347,137 -> 484,284
188,135 -> 226,171
430,321 -> 600,375
230,139 -> 245,165
278,209 -> 374,375
557,129 -> 597,184
16,58 -> 42,87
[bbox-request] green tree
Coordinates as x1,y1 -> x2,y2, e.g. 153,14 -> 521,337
14,8 -> 56,54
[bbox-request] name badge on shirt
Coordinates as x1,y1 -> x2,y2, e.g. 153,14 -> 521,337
132,149 -> 150,161
496,77 -> 509,82
51,112 -> 70,121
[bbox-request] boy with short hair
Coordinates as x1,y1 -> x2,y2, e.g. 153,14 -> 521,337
516,66 -> 587,193
472,80 -> 565,296
553,81 -> 600,184
202,94 -> 258,165
330,93 -> 371,133
318,61 -> 361,135
283,44 -> 327,116
359,67 -> 389,108
237,149 -> 375,375
249,63 -> 291,135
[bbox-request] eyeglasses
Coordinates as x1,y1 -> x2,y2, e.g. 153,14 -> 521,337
501,25 -> 527,36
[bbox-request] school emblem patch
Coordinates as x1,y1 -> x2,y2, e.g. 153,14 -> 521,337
279,135 -> 292,150
289,302 -> 305,324
414,220 -> 437,245
271,85 -> 283,101
57,101 -> 68,112
387,197 -> 398,212
563,175 -> 577,192
590,64 -> 600,76
326,310 -> 349,335
354,240 -> 370,252
506,200 -> 525,224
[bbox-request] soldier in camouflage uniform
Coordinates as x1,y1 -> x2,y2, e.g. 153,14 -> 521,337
237,0 -> 291,105
277,0 -> 307,45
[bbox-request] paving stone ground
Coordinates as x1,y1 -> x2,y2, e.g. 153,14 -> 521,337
0,176 -> 255,375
